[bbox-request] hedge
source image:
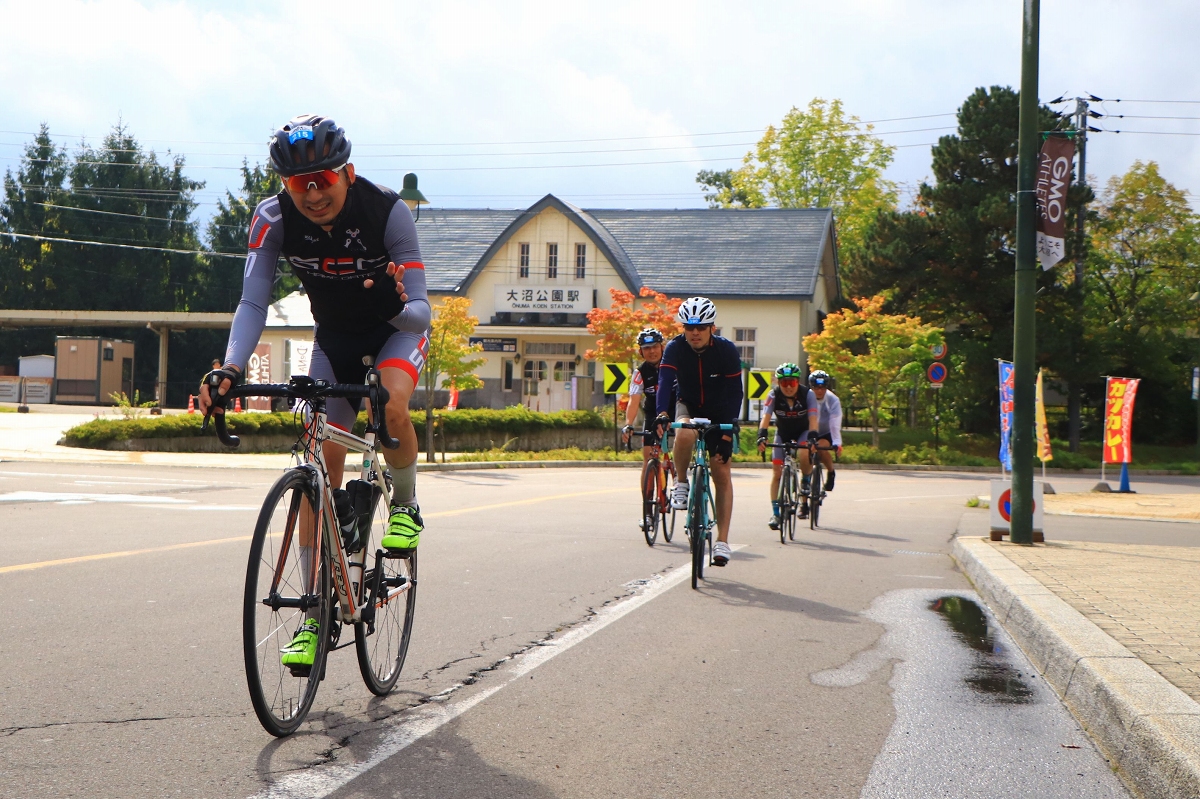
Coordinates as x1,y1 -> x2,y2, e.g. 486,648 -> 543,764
60,406 -> 609,448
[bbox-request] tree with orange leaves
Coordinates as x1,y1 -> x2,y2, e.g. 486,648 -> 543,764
585,287 -> 683,368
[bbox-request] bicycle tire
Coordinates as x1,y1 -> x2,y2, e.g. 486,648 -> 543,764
244,467 -> 334,737
778,463 -> 791,545
810,459 -> 823,530
689,463 -> 708,589
787,466 -> 798,541
355,487 -> 418,696
661,458 -> 676,543
641,459 -> 660,546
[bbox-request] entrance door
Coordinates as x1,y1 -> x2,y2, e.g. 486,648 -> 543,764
548,360 -> 576,411
522,360 -> 547,411
121,358 -> 134,399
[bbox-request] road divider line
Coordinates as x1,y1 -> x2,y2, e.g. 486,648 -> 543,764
0,535 -> 254,574
2,488 -> 636,574
253,546 -> 745,799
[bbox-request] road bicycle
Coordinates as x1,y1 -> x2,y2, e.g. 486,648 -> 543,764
628,428 -> 677,546
773,441 -> 804,544
805,439 -> 837,530
202,370 -> 417,737
672,419 -> 735,590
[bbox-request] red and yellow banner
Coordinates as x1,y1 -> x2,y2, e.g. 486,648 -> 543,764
1103,377 -> 1140,464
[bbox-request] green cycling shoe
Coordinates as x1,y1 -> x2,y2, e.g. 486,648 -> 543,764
280,619 -> 320,672
382,503 -> 423,551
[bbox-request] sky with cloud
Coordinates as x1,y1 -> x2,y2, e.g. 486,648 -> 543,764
2,0 -> 1198,228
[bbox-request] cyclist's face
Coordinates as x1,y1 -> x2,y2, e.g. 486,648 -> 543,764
287,163 -> 355,228
640,343 -> 663,363
813,385 -> 828,400
683,324 -> 713,350
778,378 -> 800,397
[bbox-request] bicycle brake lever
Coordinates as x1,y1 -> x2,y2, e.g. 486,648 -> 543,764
214,410 -> 241,448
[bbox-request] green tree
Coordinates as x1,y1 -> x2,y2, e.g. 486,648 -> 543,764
700,99 -> 898,260
851,86 -> 1067,434
803,294 -> 943,447
423,296 -> 486,460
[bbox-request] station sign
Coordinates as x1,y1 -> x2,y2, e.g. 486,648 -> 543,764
469,337 -> 518,353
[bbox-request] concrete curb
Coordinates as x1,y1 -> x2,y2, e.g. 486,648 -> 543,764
952,533 -> 1200,799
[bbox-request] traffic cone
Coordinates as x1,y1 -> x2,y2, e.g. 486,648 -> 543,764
234,398 -> 242,413
187,394 -> 195,414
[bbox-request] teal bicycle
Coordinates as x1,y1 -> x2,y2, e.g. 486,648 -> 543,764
672,418 -> 736,590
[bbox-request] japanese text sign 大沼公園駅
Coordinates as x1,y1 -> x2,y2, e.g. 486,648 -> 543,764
1103,377 -> 1140,464
998,361 -> 1014,471
601,362 -> 631,394
494,285 -> 592,313
747,370 -> 772,400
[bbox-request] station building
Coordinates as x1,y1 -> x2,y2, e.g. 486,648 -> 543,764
258,194 -> 842,411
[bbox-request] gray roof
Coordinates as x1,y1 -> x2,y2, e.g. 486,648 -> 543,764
416,195 -> 837,299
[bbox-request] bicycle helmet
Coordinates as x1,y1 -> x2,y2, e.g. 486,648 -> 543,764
269,114 -> 352,177
677,297 -> 717,326
774,363 -> 802,380
636,328 -> 664,347
808,370 -> 834,389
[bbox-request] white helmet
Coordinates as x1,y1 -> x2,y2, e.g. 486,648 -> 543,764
677,296 -> 717,326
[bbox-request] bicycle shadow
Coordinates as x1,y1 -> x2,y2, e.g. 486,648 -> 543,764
816,525 -> 909,543
789,538 -> 890,557
697,579 -> 860,624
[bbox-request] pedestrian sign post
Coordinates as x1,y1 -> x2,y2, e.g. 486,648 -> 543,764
601,362 -> 631,394
927,361 -> 948,454
747,370 -> 772,400
990,479 -> 1044,540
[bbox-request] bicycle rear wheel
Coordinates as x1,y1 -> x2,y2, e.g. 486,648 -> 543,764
641,459 -> 661,546
244,468 -> 333,737
810,461 -> 823,529
355,486 -> 418,696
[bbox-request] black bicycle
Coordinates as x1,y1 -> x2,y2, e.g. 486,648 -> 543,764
805,438 -> 837,530
775,441 -> 804,543
628,428 -> 677,546
202,371 -> 417,737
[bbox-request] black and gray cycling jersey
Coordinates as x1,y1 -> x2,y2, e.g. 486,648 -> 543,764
223,176 -> 430,369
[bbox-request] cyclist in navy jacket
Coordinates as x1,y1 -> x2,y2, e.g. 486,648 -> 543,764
655,297 -> 743,566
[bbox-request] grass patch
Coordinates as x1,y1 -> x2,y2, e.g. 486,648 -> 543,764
452,447 -> 641,462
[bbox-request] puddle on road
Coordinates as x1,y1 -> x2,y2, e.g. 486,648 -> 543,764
929,596 -> 1034,704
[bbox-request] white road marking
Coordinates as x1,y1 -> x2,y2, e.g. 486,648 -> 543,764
128,504 -> 260,511
0,491 -> 195,505
250,552 -> 727,799
853,493 -> 973,503
0,470 -> 212,483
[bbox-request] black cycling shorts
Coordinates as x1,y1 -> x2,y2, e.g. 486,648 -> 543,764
310,322 -> 428,430
675,401 -> 735,463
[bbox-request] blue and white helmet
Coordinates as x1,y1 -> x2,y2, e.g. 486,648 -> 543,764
677,297 -> 717,326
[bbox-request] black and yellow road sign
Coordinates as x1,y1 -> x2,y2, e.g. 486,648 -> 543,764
747,369 -> 773,400
602,362 -> 631,394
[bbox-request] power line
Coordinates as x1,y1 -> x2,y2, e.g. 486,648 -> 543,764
1,231 -> 243,258
29,201 -> 243,228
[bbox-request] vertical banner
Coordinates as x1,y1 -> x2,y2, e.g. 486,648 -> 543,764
286,339 -> 312,379
1035,135 -> 1076,270
1035,368 -> 1053,462
1103,377 -> 1141,464
998,361 -> 1014,471
245,343 -> 272,411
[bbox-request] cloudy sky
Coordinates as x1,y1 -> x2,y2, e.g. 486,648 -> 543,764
2,0 -> 1198,227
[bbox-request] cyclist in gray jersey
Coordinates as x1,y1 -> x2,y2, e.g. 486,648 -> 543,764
803,370 -> 842,494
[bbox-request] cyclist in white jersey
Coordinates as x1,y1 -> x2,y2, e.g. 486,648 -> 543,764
802,370 -> 842,498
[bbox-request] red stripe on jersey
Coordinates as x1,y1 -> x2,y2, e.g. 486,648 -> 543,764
248,216 -> 269,249
400,261 -> 424,270
379,358 -> 420,384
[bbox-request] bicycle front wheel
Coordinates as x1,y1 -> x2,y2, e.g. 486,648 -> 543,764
356,488 -> 418,696
641,459 -> 661,546
689,465 -> 708,589
661,458 -> 676,543
810,461 -> 823,530
778,465 -> 792,545
244,468 -> 333,737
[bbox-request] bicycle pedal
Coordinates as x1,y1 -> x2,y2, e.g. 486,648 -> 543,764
287,664 -> 312,678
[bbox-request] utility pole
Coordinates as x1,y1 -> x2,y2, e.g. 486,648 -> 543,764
1067,97 -> 1090,452
1010,0 -> 1040,546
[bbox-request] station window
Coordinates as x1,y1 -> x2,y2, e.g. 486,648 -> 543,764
546,243 -> 558,279
518,243 -> 530,278
525,342 -> 575,355
734,328 -> 756,366
575,243 -> 586,278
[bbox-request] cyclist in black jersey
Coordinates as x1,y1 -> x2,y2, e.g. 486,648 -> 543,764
654,297 -> 743,567
197,115 -> 431,670
757,363 -> 818,528
622,328 -> 670,461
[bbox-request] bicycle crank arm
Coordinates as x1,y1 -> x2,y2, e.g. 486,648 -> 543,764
261,592 -> 320,611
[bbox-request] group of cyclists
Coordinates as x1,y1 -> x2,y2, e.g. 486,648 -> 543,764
623,309 -> 843,550
195,112 -> 844,672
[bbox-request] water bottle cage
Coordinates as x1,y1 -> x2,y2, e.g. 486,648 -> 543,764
343,479 -> 382,553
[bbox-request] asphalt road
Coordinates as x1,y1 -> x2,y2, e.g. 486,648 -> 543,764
2,462 -> 1172,798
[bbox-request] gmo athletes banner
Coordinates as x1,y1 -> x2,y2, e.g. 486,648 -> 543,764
1035,135 -> 1075,270
998,360 -> 1014,471
1103,377 -> 1141,464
